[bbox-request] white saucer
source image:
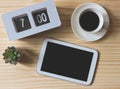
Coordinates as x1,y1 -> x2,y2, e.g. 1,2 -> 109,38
71,3 -> 110,41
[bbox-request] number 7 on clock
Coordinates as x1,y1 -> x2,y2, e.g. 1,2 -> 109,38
19,18 -> 25,28
12,14 -> 31,32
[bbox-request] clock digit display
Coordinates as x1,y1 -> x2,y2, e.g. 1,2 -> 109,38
32,8 -> 50,26
12,14 -> 31,32
37,13 -> 47,24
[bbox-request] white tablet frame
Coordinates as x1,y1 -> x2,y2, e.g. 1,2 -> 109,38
37,38 -> 98,85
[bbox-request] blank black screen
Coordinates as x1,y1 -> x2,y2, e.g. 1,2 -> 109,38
41,42 -> 93,81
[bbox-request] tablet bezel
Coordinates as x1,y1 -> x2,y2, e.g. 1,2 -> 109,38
37,38 -> 98,85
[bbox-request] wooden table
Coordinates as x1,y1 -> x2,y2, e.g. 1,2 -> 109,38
0,0 -> 120,89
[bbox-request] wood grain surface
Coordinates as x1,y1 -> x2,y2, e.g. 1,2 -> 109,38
0,0 -> 120,89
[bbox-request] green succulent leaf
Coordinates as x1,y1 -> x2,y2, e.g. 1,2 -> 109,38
3,46 -> 22,65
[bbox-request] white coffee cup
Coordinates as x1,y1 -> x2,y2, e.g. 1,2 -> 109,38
71,3 -> 109,41
78,8 -> 104,33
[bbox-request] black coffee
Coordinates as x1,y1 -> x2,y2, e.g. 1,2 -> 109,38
79,11 -> 99,31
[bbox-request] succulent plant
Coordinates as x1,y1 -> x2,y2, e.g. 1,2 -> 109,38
3,46 -> 22,65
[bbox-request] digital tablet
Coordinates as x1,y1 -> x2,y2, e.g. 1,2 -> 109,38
37,38 -> 98,85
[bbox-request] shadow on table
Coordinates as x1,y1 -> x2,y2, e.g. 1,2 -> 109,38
19,48 -> 37,66
57,7 -> 74,29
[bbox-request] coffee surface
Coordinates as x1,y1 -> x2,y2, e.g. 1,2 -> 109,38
79,11 -> 99,31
